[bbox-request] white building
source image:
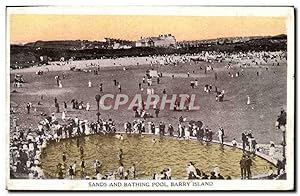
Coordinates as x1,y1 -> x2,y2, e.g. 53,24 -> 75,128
136,34 -> 176,48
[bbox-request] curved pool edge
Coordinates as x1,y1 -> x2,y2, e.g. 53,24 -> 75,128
40,131 -> 278,180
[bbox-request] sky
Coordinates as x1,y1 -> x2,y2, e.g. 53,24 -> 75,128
9,14 -> 286,44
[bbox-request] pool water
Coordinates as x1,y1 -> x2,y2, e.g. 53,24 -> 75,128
40,134 -> 273,179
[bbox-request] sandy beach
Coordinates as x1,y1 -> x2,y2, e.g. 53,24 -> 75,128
10,51 -> 285,74
10,56 -> 188,74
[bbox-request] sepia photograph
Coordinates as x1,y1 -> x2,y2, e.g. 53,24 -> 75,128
5,6 -> 295,191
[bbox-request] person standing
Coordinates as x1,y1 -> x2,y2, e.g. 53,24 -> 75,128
57,164 -> 64,179
74,116 -> 79,126
58,80 -> 63,88
93,160 -> 101,174
221,127 -> 225,143
55,102 -> 60,113
247,95 -> 251,105
208,129 -> 213,142
55,76 -> 60,86
190,81 -> 195,89
146,88 -> 151,95
117,149 -> 123,162
68,165 -> 75,179
239,155 -> 247,179
213,165 -> 220,176
195,79 -> 198,87
151,88 -> 154,95
72,161 -> 77,175
71,99 -> 75,109
86,103 -> 90,111
99,83 -> 103,92
61,110 -> 66,121
159,122 -> 165,137
232,138 -> 237,147
130,163 -> 136,179
245,155 -> 252,179
124,170 -> 129,180
179,116 -> 183,124
218,127 -> 224,144
118,84 -> 122,92
117,163 -> 125,179
26,103 -> 31,114
62,152 -> 66,162
242,132 -> 247,151
151,122 -> 155,134
166,168 -> 172,180
155,108 -> 160,118
79,146 -> 84,157
88,80 -> 92,88
168,124 -> 174,137
64,101 -> 67,109
80,158 -> 85,173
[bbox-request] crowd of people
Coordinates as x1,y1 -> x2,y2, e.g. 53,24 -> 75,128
9,105 -> 260,180
10,50 -> 287,180
9,109 -> 232,180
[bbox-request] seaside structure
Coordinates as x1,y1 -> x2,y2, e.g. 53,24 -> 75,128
135,34 -> 176,48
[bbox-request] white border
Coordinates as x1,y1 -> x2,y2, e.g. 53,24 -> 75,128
3,4 -> 296,192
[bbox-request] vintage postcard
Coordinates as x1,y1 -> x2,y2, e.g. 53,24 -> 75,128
6,6 -> 295,191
